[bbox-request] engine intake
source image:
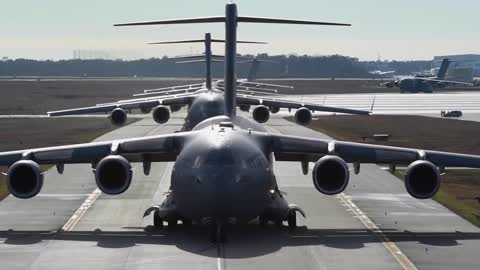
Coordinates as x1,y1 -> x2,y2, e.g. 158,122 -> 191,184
295,107 -> 312,125
152,106 -> 170,124
253,106 -> 270,123
404,160 -> 440,199
7,160 -> 44,199
110,108 -> 127,126
312,156 -> 349,195
95,155 -> 132,195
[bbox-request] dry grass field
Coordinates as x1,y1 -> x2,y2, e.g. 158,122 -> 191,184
301,115 -> 480,226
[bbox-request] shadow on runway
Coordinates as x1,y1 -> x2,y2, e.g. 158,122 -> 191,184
1,225 -> 479,258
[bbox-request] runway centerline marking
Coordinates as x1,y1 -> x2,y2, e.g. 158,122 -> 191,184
337,193 -> 417,270
60,188 -> 101,232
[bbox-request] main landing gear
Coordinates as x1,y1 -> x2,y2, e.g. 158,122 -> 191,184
259,204 -> 306,230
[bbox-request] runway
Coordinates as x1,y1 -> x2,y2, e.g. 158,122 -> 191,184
2,91 -> 480,121
0,115 -> 479,269
278,91 -> 480,115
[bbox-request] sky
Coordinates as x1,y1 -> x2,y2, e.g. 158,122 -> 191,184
1,0 -> 479,61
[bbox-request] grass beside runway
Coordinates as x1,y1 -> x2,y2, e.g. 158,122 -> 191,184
0,117 -> 139,201
295,114 -> 480,227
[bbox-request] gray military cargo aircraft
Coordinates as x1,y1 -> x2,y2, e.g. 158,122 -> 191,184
4,3 -> 480,242
383,58 -> 473,93
47,33 -> 369,130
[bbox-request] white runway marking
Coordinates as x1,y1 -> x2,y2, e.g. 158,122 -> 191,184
60,188 -> 102,232
337,193 -> 418,270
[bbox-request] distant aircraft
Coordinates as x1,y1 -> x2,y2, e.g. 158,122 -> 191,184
5,3 -> 479,242
48,34 -> 369,130
382,58 -> 473,93
369,70 -> 395,76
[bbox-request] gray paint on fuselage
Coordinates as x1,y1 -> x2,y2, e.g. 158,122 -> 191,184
172,125 -> 274,220
183,92 -> 225,130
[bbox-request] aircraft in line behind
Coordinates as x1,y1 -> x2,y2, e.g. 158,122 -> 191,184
4,3 -> 480,242
48,34 -> 369,130
382,58 -> 473,93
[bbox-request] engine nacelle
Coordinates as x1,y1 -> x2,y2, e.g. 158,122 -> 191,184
140,106 -> 152,114
312,156 -> 349,195
404,160 -> 440,199
170,105 -> 182,112
110,108 -> 127,126
152,106 -> 170,124
239,104 -> 251,112
7,160 -> 44,199
269,106 -> 280,114
295,107 -> 312,125
253,105 -> 270,123
95,155 -> 132,195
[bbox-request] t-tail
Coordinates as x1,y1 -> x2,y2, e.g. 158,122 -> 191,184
436,58 -> 451,80
115,2 -> 351,119
149,33 -> 266,91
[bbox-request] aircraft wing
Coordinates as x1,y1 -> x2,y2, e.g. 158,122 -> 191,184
237,96 -> 371,115
421,78 -> 474,86
48,95 -> 197,116
271,133 -> 480,168
0,131 -> 196,167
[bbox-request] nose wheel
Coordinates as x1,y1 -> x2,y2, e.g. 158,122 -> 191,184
287,210 -> 296,230
153,212 -> 164,228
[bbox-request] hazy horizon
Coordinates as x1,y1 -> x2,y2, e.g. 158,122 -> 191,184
2,0 -> 479,61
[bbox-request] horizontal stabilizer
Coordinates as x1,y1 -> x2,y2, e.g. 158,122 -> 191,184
176,59 -> 224,64
116,17 -> 349,27
237,17 -> 350,26
149,39 -> 267,45
115,17 -> 226,26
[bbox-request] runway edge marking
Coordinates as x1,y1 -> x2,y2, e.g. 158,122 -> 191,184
60,121 -> 166,232
337,193 -> 418,270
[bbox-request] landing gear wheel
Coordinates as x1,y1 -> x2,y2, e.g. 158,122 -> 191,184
287,211 -> 297,230
182,219 -> 192,227
167,219 -> 178,228
153,211 -> 164,228
275,220 -> 283,228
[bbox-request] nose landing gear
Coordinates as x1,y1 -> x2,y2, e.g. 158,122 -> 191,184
210,218 -> 227,243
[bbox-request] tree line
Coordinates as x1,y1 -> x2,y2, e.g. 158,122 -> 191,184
0,54 -> 431,78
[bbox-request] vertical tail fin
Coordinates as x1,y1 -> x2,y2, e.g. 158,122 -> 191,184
247,58 -> 261,82
436,58 -> 451,80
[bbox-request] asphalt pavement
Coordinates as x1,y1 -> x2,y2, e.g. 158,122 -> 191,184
0,114 -> 479,270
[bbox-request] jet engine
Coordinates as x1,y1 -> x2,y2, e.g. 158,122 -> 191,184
95,155 -> 132,195
295,107 -> 312,125
110,108 -> 128,126
170,105 -> 182,112
253,105 -> 270,123
152,106 -> 170,124
312,156 -> 349,195
404,160 -> 440,199
269,106 -> 280,114
239,104 -> 251,112
7,160 -> 44,199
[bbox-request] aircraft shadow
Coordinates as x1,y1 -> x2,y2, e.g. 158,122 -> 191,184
1,225 -> 479,259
